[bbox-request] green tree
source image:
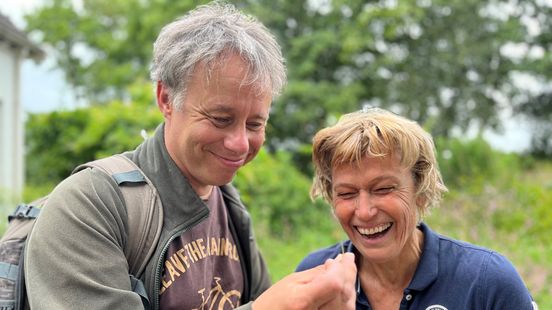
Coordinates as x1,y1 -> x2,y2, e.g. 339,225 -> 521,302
246,0 -> 530,168
25,0 -> 211,103
509,0 -> 552,157
25,0 -> 539,163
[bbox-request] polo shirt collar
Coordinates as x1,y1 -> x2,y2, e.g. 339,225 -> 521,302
345,222 -> 439,306
407,222 -> 439,291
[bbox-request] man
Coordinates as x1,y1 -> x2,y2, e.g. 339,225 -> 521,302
25,2 -> 356,310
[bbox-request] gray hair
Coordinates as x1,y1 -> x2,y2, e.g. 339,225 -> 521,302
150,1 -> 286,110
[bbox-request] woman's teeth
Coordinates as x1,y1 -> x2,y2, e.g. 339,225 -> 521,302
357,223 -> 392,236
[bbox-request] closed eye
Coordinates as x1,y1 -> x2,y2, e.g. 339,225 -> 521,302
247,122 -> 265,131
211,117 -> 232,127
336,192 -> 357,200
374,187 -> 394,194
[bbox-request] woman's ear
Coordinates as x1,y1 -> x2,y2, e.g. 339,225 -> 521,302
156,81 -> 172,118
416,195 -> 427,221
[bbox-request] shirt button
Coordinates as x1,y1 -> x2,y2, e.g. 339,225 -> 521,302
405,294 -> 412,301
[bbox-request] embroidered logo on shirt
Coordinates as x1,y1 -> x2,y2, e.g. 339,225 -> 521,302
425,306 -> 448,310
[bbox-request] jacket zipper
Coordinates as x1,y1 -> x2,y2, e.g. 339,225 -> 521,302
152,209 -> 209,310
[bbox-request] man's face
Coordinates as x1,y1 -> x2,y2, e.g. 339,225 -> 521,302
158,54 -> 272,196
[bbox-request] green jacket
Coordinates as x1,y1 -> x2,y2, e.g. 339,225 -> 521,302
25,124 -> 271,309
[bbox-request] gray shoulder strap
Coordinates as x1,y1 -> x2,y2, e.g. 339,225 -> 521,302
73,154 -> 163,277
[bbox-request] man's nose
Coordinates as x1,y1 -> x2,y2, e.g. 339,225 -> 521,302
224,125 -> 249,154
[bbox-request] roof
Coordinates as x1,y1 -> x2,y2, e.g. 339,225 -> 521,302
0,11 -> 45,62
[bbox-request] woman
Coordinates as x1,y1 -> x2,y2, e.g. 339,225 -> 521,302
296,108 -> 537,309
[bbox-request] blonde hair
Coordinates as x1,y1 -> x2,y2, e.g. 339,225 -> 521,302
311,108 -> 448,217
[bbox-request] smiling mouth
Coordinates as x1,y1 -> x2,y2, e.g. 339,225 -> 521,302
213,153 -> 246,167
356,222 -> 392,239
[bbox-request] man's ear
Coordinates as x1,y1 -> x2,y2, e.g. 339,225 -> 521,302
156,81 -> 172,118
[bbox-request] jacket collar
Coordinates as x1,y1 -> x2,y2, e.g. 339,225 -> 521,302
130,123 -> 209,231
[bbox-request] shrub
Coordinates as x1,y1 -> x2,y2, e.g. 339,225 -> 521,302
234,149 -> 333,237
436,136 -> 523,190
25,100 -> 161,186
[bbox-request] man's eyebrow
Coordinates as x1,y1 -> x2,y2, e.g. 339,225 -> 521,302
206,103 -> 233,112
207,104 -> 269,120
252,113 -> 269,121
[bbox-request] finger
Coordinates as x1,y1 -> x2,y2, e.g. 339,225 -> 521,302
326,253 -> 357,307
299,256 -> 356,308
287,264 -> 326,284
326,253 -> 356,284
340,253 -> 357,301
318,298 -> 341,310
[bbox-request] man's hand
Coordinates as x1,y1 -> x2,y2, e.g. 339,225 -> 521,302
253,253 -> 356,310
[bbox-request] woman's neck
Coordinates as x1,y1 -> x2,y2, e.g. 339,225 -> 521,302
359,228 -> 424,292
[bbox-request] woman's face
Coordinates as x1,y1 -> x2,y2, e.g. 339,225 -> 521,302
331,154 -> 421,263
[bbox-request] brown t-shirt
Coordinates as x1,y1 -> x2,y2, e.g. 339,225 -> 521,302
159,187 -> 244,309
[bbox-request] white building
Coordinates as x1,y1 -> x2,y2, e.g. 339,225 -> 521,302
0,13 -> 44,206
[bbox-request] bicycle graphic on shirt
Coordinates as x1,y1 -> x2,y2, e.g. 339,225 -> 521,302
192,277 -> 241,310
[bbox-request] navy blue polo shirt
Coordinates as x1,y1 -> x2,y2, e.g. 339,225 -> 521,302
296,223 -> 536,310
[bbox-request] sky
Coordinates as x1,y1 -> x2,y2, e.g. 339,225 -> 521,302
1,1 -> 534,153
1,0 -> 79,113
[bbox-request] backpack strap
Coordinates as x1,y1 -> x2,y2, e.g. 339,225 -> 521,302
73,154 -> 163,277
8,204 -> 42,222
0,196 -> 49,310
